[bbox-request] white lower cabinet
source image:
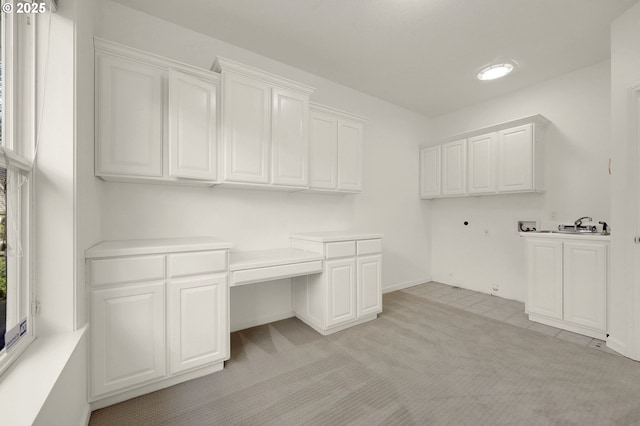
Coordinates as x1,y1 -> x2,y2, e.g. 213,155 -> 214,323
525,236 -> 608,339
86,238 -> 231,407
91,281 -> 166,397
526,239 -> 563,320
291,235 -> 382,335
357,254 -> 382,317
168,275 -> 228,374
563,242 -> 607,332
326,258 -> 357,326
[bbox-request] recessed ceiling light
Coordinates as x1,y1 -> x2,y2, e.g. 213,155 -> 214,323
477,62 -> 515,81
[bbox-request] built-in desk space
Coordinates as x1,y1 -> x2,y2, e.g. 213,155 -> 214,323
229,248 -> 324,286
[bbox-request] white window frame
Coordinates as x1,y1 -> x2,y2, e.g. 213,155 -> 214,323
0,0 -> 36,376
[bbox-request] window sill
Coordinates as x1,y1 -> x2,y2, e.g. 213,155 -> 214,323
0,325 -> 88,425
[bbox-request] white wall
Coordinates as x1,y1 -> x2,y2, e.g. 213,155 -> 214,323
429,61 -> 611,301
609,0 -> 640,358
95,1 -> 433,330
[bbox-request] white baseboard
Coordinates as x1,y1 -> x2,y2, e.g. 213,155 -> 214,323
230,311 -> 296,333
606,336 -> 628,358
81,404 -> 91,426
382,277 -> 432,294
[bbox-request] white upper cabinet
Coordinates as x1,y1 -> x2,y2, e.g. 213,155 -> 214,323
272,88 -> 309,187
467,132 -> 497,194
168,70 -> 218,181
308,103 -> 366,193
338,119 -> 364,192
96,52 -> 164,178
309,109 -> 339,190
420,146 -> 441,199
220,72 -> 271,184
213,57 -> 314,189
441,140 -> 466,196
95,39 -> 220,185
419,115 -> 547,199
498,123 -> 540,192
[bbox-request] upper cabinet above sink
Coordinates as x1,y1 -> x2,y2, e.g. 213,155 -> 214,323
420,115 -> 549,199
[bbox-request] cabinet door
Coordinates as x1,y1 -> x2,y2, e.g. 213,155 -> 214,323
168,70 -> 218,181
357,254 -> 382,318
168,275 -> 228,374
309,110 -> 339,190
526,239 -> 563,320
91,282 -> 166,397
337,120 -> 363,192
221,72 -> 271,183
441,140 -> 466,195
563,242 -> 607,332
467,133 -> 497,194
96,54 -> 164,178
498,123 -> 534,192
420,146 -> 441,198
271,88 -> 309,187
326,258 -> 357,327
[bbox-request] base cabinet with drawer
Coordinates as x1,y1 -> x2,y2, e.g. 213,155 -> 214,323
524,235 -> 609,339
86,238 -> 232,408
290,233 -> 382,335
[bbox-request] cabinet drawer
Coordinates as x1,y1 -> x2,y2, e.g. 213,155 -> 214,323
357,239 -> 382,255
91,255 -> 165,286
325,241 -> 356,259
231,260 -> 323,287
169,250 -> 227,278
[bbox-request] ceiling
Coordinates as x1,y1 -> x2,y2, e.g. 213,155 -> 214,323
111,0 -> 638,117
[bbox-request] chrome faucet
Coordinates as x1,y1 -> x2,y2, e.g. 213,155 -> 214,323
574,216 -> 592,228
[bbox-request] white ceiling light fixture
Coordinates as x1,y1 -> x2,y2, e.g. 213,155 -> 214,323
477,61 -> 516,81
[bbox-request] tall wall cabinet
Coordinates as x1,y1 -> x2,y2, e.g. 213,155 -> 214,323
95,39 -> 219,185
420,115 -> 548,199
86,238 -> 232,409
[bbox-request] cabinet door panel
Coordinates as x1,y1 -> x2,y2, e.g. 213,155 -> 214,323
420,146 -> 441,198
326,259 -> 357,326
337,120 -> 363,191
96,55 -> 164,177
467,133 -> 496,194
563,242 -> 607,331
222,73 -> 271,183
169,70 -> 218,180
441,140 -> 466,195
309,111 -> 338,190
169,275 -> 228,374
358,255 -> 382,318
498,124 -> 533,192
526,239 -> 563,319
91,282 -> 166,397
272,88 -> 309,186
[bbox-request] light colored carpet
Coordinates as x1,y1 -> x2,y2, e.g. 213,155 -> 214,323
90,289 -> 640,425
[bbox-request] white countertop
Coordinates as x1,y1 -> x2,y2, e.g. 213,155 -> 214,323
230,248 -> 323,271
86,237 -> 233,259
519,231 -> 611,241
290,231 -> 383,243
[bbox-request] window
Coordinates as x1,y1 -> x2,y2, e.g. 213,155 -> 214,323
0,1 -> 36,374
